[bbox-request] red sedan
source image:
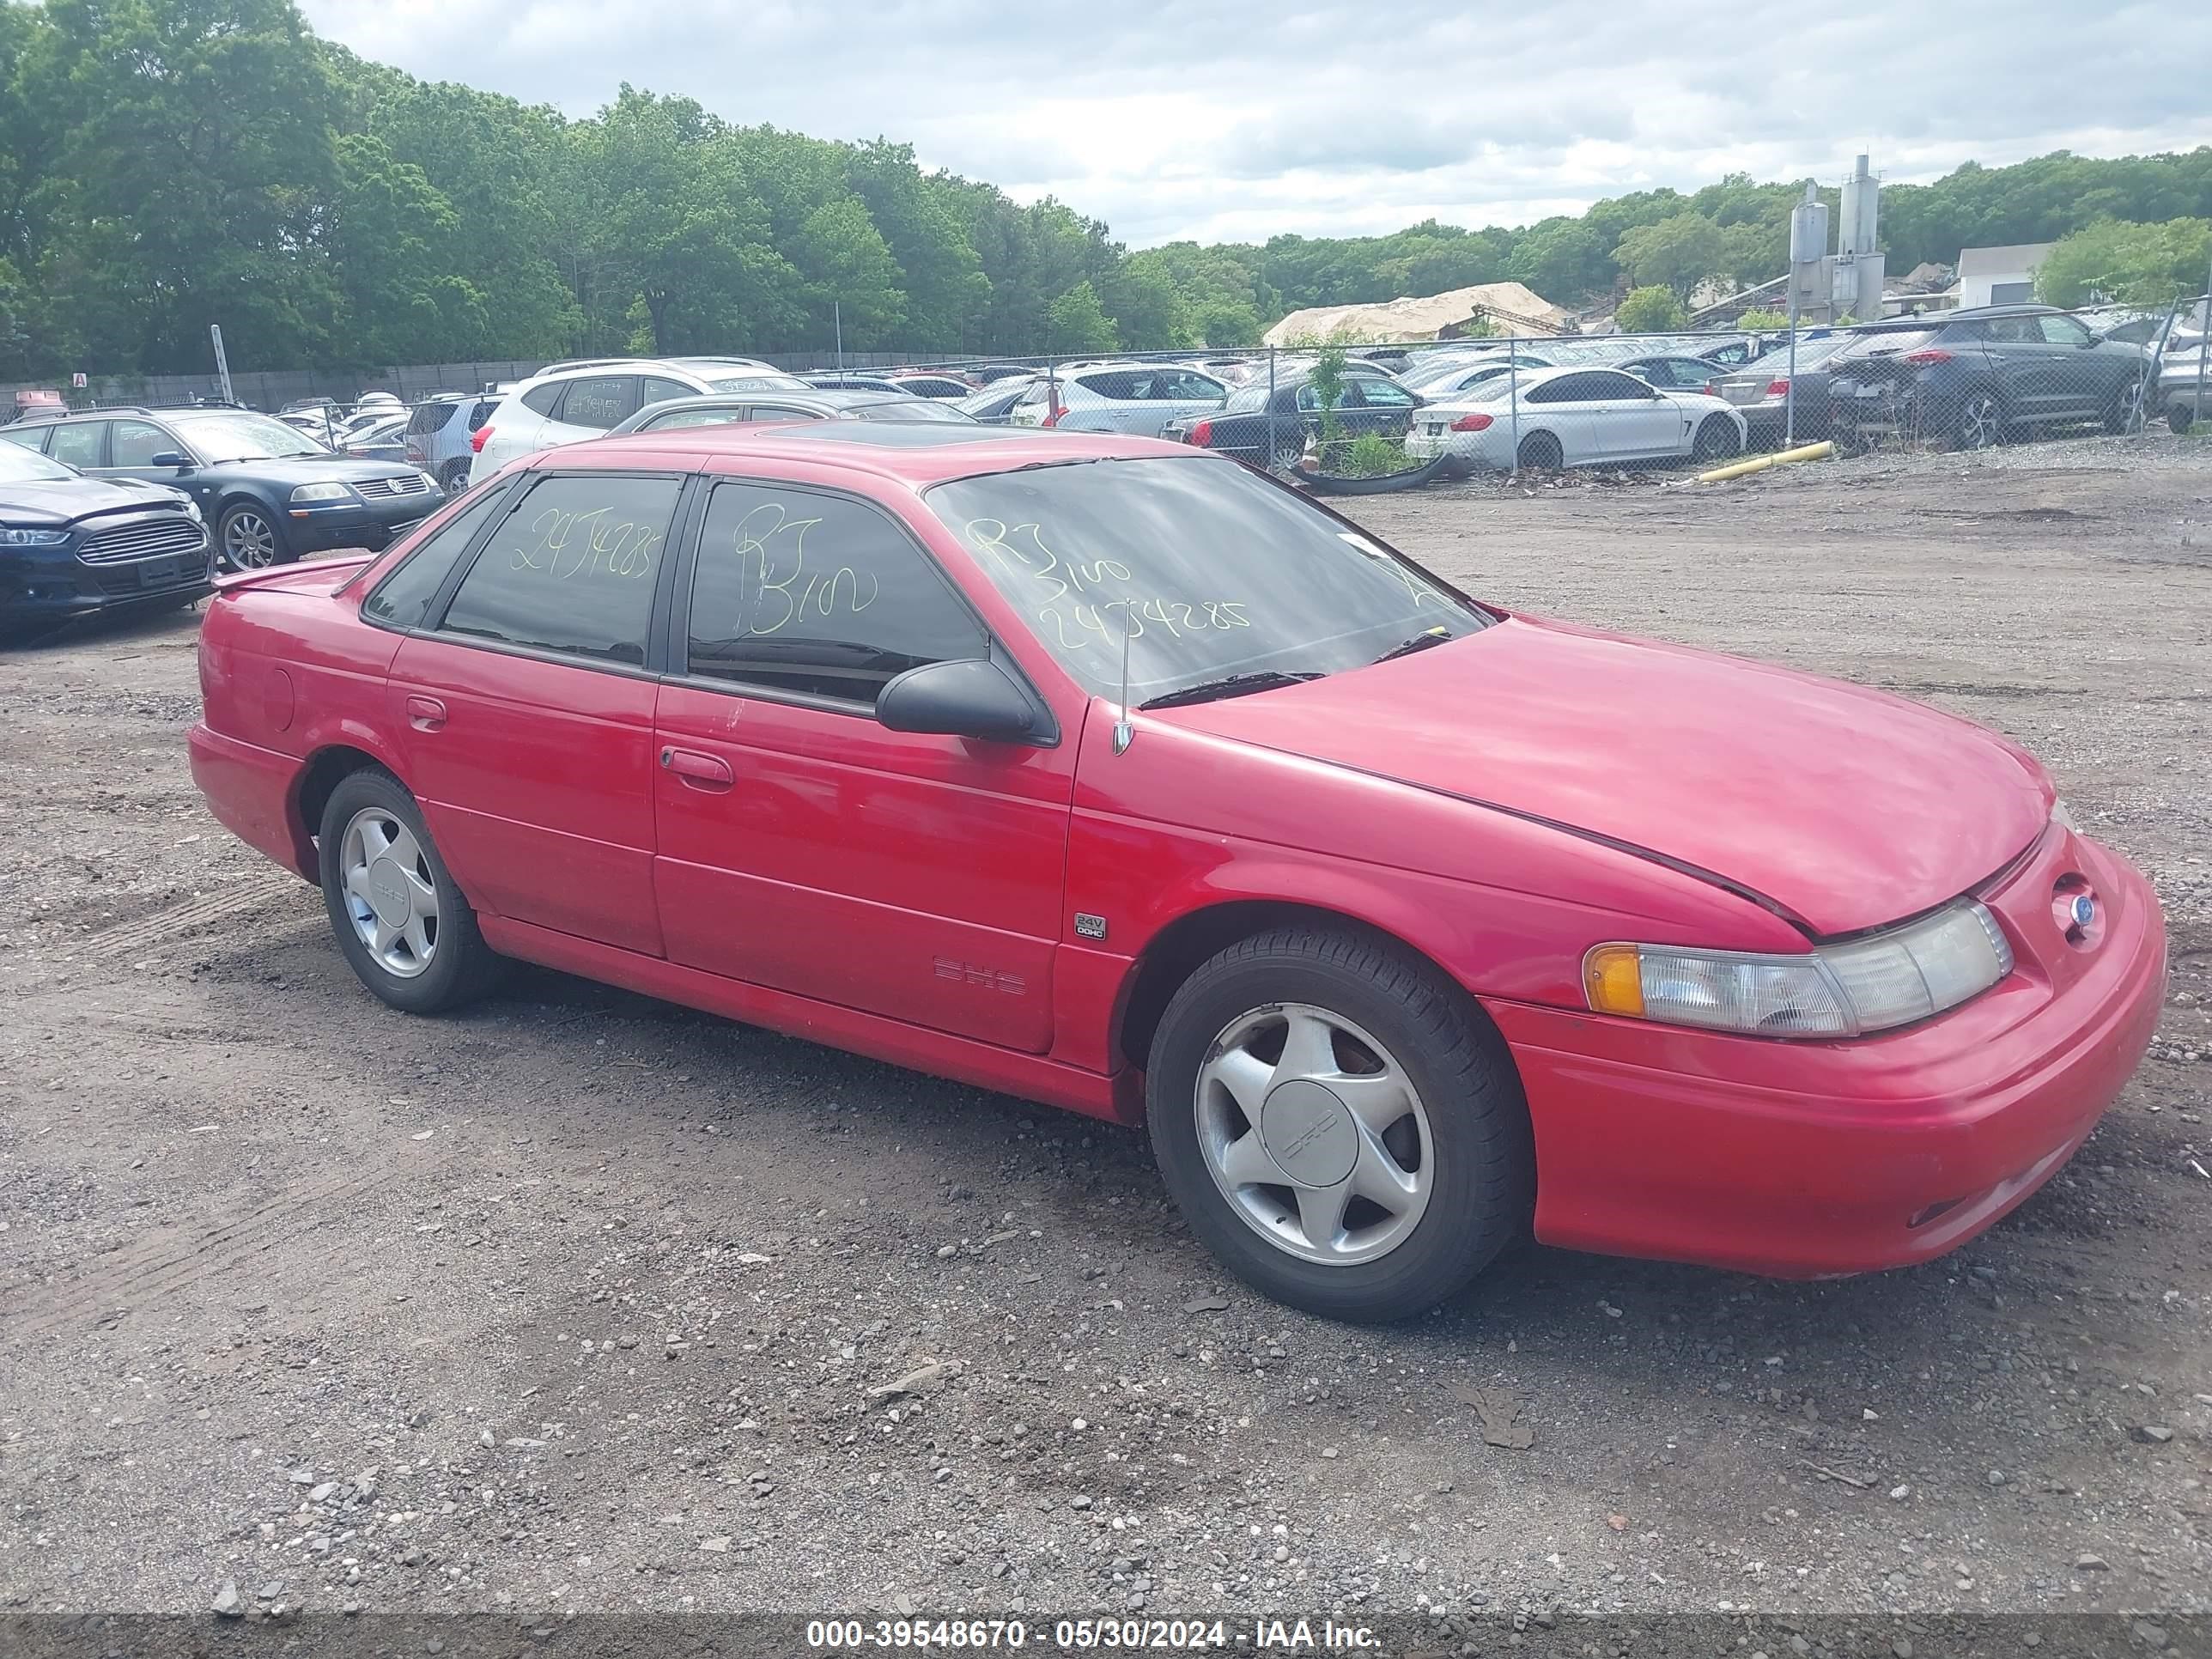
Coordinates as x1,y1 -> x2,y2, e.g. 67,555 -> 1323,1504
188,426 -> 2165,1321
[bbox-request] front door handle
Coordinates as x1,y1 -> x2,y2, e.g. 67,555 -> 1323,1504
660,746 -> 734,792
405,695 -> 447,732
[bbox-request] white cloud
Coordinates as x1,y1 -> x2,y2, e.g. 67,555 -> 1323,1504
304,0 -> 2212,246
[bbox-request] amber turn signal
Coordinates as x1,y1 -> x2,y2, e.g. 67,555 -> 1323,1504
1583,943 -> 1646,1018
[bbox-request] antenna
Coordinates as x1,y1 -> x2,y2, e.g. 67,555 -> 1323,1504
1111,600 -> 1134,756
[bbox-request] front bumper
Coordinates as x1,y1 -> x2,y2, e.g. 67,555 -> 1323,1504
284,487 -> 437,553
1486,830 -> 2166,1278
1,536 -> 214,632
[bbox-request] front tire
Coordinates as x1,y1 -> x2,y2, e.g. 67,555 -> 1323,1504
2106,372 -> 2149,434
1692,415 -> 1742,464
216,502 -> 290,570
1146,927 -> 1533,1322
437,460 -> 471,497
318,768 -> 506,1014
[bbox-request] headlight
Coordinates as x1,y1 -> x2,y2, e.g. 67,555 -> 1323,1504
289,483 -> 352,503
176,497 -> 203,522
1584,900 -> 2013,1039
0,526 -> 70,546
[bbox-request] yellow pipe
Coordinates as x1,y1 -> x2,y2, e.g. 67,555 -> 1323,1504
1697,439 -> 1834,483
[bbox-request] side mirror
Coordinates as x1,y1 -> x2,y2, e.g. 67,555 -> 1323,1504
2081,331 -> 2103,346
877,659 -> 1036,744
149,451 -> 191,470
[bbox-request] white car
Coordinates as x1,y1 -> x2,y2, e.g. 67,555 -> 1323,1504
471,359 -> 804,480
1008,362 -> 1228,438
1406,365 -> 1747,474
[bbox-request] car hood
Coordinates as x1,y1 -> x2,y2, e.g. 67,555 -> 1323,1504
1164,616 -> 2051,937
217,456 -> 417,483
0,474 -> 188,527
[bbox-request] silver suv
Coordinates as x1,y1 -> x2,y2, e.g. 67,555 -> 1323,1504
404,392 -> 503,495
469,357 -> 801,481
1008,362 -> 1228,437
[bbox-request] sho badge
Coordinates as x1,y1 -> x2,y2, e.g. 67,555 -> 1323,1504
1073,913 -> 1108,941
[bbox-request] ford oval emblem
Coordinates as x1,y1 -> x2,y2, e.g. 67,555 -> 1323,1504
2068,894 -> 2097,929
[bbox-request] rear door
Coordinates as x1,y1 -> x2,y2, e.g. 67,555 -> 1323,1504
1983,315 -> 2064,420
651,477 -> 1073,1051
386,468 -> 685,956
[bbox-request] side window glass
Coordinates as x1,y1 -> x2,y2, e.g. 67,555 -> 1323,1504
2037,315 -> 2091,346
110,420 -> 173,466
439,473 -> 678,665
49,422 -> 106,467
520,382 -> 565,417
1360,380 -> 1414,408
641,376 -> 694,409
363,484 -> 507,630
687,483 -> 986,708
556,376 -> 637,431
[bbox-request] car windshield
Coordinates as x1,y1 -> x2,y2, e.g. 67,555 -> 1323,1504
927,456 -> 1486,705
167,411 -> 324,462
0,440 -> 76,483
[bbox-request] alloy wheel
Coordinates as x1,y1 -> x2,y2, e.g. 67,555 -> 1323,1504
337,806 -> 441,978
1958,394 -> 2001,450
1193,1002 -> 1434,1267
222,509 -> 278,568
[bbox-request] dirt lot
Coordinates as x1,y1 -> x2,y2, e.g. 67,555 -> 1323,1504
1,437 -> 2208,1636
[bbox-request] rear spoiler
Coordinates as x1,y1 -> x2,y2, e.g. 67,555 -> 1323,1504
213,552 -> 377,595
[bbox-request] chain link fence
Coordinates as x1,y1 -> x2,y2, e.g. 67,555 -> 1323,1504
8,296 -> 2205,481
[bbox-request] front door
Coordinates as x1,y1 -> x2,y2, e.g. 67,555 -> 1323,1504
387,469 -> 684,956
653,477 -> 1072,1052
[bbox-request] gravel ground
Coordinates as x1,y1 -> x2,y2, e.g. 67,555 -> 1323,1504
0,435 -> 2207,1636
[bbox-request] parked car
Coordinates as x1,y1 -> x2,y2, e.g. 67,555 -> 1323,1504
2157,346 -> 2211,434
800,374 -> 914,396
1165,370 -> 1422,468
1401,355 -> 1553,400
1405,366 -> 1747,473
343,412 -> 410,465
0,437 -> 213,640
471,360 -> 819,482
1829,305 -> 2154,452
405,393 -> 504,495
10,406 -> 440,568
957,379 -> 1041,425
185,424 -> 2164,1321
1607,354 -> 1720,394
886,374 -> 977,399
969,364 -> 1038,385
1010,362 -> 1230,438
1690,335 -> 1759,368
1708,334 -> 1863,448
608,391 -> 979,434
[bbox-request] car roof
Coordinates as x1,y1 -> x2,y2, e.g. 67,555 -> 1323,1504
556,422 -> 1197,485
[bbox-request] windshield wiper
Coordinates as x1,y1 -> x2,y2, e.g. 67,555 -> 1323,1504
1371,626 -> 1454,664
1139,670 -> 1322,711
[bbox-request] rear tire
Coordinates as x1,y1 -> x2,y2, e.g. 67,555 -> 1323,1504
1944,390 -> 2002,452
318,768 -> 507,1015
1145,927 -> 1534,1323
1515,430 -> 1563,471
437,460 -> 471,496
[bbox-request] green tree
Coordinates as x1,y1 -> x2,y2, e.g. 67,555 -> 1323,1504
843,140 -> 989,350
1100,251 -> 1193,349
1046,281 -> 1118,352
1613,213 -> 1726,299
2037,217 -> 2212,308
1735,307 -> 1790,331
1615,286 -> 1686,332
1505,219 -> 1612,305
791,195 -> 907,348
328,133 -> 488,366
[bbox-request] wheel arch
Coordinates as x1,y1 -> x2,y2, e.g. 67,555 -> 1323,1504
288,737 -> 405,879
1111,896 -> 1516,1078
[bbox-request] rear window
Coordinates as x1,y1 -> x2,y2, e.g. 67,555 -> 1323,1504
1837,326 -> 1940,359
469,398 -> 499,432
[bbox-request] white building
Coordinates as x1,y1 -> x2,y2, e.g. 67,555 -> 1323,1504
1956,242 -> 2057,308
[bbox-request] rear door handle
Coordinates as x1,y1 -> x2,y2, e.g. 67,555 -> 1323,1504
660,746 -> 734,791
405,695 -> 447,732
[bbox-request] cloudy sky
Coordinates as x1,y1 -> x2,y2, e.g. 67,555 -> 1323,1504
303,0 -> 2212,247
